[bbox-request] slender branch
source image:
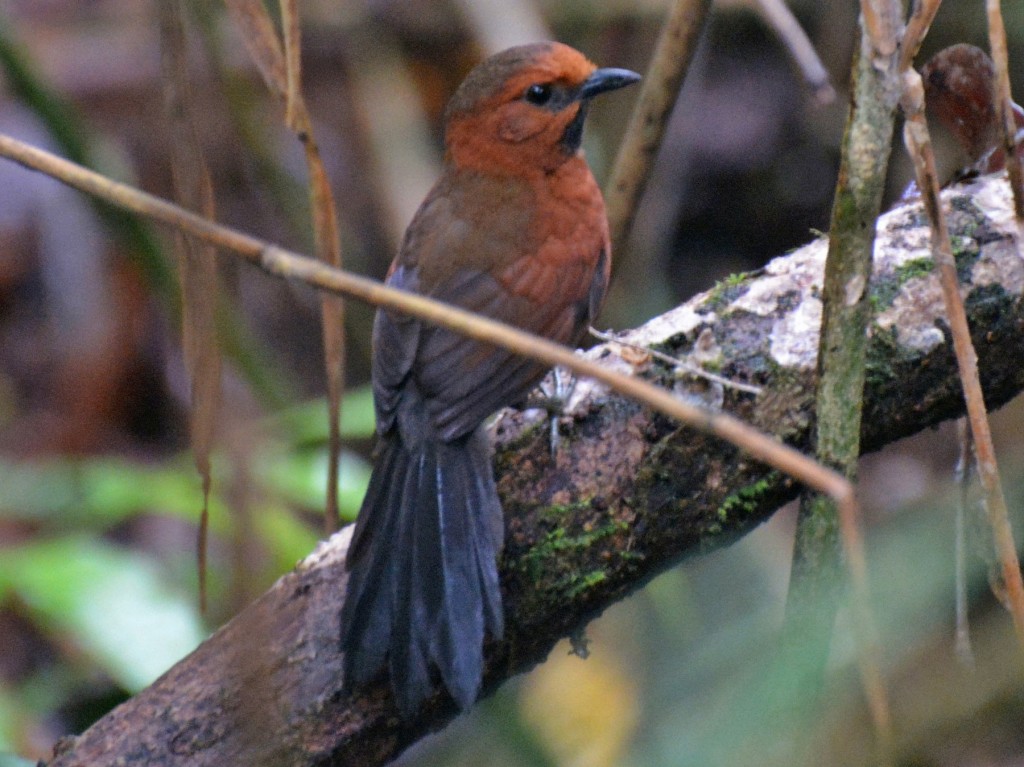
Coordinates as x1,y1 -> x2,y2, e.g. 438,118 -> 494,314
159,1 -> 223,612
898,0 -> 942,73
0,131 -> 853,511
279,0 -> 302,130
954,418 -> 976,666
589,326 -> 763,395
752,0 -> 835,102
901,33 -> 1024,646
603,0 -> 713,261
785,4 -> 899,759
987,0 -> 1024,220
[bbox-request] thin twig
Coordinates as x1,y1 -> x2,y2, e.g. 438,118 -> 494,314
954,418 -> 976,666
751,0 -> 835,103
223,0 -> 346,533
159,1 -> 223,613
0,131 -> 857,523
222,0 -> 286,99
987,0 -> 1024,221
898,0 -> 942,73
279,0 -> 302,130
901,66 -> 1024,644
604,0 -> 713,262
589,326 -> 763,395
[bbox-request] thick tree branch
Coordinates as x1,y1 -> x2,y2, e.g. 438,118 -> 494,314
47,173 -> 1024,767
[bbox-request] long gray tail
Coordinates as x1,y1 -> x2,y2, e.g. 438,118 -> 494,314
340,427 -> 504,716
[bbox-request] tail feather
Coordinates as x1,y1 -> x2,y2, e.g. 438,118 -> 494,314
388,449 -> 434,715
466,431 -> 504,639
340,428 -> 504,716
434,442 -> 485,708
340,440 -> 407,687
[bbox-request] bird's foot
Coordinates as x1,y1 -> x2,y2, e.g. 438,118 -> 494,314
521,367 -> 577,457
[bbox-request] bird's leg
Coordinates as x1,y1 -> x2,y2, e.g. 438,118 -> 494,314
520,366 -> 577,457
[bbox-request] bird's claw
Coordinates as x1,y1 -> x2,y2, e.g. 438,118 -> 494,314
539,367 -> 576,458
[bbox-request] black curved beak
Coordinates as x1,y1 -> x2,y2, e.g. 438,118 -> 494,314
578,67 -> 642,100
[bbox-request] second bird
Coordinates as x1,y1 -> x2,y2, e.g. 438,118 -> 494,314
340,41 -> 640,717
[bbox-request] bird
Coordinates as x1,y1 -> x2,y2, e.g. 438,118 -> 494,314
921,43 -> 1024,174
339,41 -> 640,718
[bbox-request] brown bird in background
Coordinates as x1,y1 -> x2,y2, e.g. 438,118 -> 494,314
922,43 -> 1024,173
339,42 -> 640,716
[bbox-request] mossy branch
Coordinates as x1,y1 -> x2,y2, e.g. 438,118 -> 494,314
42,171 -> 1024,767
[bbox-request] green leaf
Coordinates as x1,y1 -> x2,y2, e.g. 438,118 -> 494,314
271,389 -> 376,444
255,505 -> 322,572
0,753 -> 35,767
259,446 -> 370,521
0,456 -> 225,528
0,537 -> 205,692
0,391 -> 377,529
0,689 -> 16,751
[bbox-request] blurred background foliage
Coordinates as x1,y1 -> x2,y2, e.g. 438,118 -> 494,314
1,0 -> 1024,765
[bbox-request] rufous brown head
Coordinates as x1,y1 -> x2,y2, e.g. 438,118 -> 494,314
444,42 -> 640,174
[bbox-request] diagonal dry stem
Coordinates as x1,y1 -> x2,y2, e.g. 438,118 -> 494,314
588,326 -> 763,395
280,0 -> 302,130
752,0 -> 835,102
0,131 -> 858,546
899,0 -> 943,73
987,0 -> 1024,221
159,1 -> 223,612
901,65 -> 1024,644
603,0 -> 713,262
954,418 -> 976,666
223,0 -> 346,532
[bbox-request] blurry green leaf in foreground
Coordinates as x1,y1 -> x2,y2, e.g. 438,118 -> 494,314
0,448 -> 370,531
0,537 -> 205,692
0,456 -> 225,527
270,387 -> 376,445
0,393 -> 375,532
0,689 -> 18,751
0,753 -> 35,767
259,441 -> 371,519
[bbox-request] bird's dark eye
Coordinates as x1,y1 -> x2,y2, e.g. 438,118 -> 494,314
524,83 -> 553,105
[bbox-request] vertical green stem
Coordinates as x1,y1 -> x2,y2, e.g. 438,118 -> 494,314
783,11 -> 899,759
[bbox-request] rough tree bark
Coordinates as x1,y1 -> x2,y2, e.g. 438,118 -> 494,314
45,174 -> 1024,767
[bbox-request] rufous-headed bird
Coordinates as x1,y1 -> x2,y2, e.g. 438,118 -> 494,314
340,41 -> 640,717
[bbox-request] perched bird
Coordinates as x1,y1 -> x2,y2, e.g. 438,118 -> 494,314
921,43 -> 1024,173
339,42 -> 639,716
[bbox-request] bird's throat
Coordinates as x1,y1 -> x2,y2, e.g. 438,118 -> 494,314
559,101 -> 589,154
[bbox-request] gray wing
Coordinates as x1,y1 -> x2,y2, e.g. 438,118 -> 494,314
373,263 -> 589,443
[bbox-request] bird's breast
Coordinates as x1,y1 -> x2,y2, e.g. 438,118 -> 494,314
495,157 -> 609,306
401,161 -> 609,314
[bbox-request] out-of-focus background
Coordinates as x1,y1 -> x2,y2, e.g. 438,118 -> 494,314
1,1 -> 1024,765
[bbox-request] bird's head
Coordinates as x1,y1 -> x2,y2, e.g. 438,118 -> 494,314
444,42 -> 640,174
921,43 -> 1000,165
